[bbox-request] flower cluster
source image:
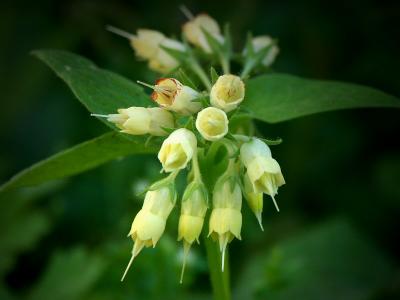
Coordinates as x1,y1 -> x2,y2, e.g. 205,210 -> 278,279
101,10 -> 283,283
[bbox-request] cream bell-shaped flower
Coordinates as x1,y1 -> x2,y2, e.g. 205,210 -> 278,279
148,38 -> 186,73
121,186 -> 175,281
130,29 -> 166,60
106,26 -> 184,74
158,128 -> 197,172
183,14 -> 223,53
240,138 -> 285,211
196,107 -> 229,141
209,177 -> 242,271
252,36 -> 279,67
140,78 -> 201,115
210,75 -> 245,112
100,107 -> 174,136
178,182 -> 208,283
243,173 -> 264,230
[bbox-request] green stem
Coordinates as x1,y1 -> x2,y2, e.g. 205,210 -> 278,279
192,151 -> 202,182
190,60 -> 212,91
220,55 -> 230,74
204,236 -> 231,300
240,60 -> 255,79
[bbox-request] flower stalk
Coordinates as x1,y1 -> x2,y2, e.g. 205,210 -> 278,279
204,235 -> 231,300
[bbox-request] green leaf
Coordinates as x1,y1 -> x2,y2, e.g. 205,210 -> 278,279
27,248 -> 105,300
244,73 -> 400,123
32,49 -> 151,130
0,132 -> 158,193
236,219 -> 396,300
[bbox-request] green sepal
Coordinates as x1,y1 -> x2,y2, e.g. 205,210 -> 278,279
182,181 -> 209,207
244,32 -> 255,58
146,174 -> 178,205
191,93 -> 210,106
201,27 -> 224,56
241,38 -> 277,78
260,137 -> 283,146
159,45 -> 188,63
160,126 -> 177,135
176,68 -> 199,90
210,66 -> 219,84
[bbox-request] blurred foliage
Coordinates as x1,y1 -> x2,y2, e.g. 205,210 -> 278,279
0,0 -> 399,299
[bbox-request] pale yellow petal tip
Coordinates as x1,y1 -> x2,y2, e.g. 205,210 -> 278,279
256,212 -> 264,231
180,241 -> 191,284
271,194 -> 280,212
120,240 -> 145,281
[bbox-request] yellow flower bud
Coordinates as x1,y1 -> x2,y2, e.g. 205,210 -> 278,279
148,38 -> 185,73
209,178 -> 242,271
243,173 -> 264,230
177,184 -> 208,283
106,107 -> 174,136
210,75 -> 245,112
130,29 -> 166,60
240,138 -> 285,211
252,36 -> 279,67
150,78 -> 201,115
195,107 -> 229,141
158,128 -> 197,172
122,186 -> 175,281
183,14 -> 223,53
178,185 -> 208,245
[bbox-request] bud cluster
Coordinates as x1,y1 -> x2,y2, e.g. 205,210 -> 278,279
97,9 -> 284,283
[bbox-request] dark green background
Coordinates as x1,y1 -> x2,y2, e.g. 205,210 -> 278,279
1,0 -> 399,299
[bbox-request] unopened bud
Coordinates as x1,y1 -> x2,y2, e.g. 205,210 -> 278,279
122,185 -> 175,281
210,75 -> 245,112
251,36 -> 279,67
243,173 -> 264,230
158,128 -> 197,172
130,29 -> 166,60
240,138 -> 285,211
183,14 -> 223,53
104,106 -> 174,136
178,182 -> 208,283
107,26 -> 184,74
196,107 -> 229,141
209,177 -> 242,271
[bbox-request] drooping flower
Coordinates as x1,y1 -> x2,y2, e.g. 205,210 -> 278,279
243,173 -> 264,230
178,182 -> 208,282
107,26 -> 185,74
195,107 -> 229,141
158,128 -> 197,172
182,14 -> 224,53
209,174 -> 242,271
210,74 -> 245,112
240,138 -> 285,211
98,107 -> 174,136
122,185 -> 176,281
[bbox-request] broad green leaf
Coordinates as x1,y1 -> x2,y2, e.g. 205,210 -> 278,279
236,219 -> 396,300
32,49 -> 152,130
244,73 -> 400,123
27,248 -> 105,300
0,133 -> 157,193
